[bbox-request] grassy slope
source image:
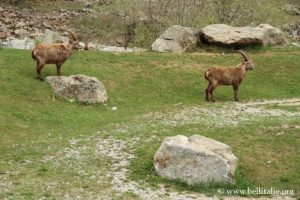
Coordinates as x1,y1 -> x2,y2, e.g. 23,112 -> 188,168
0,47 -> 299,198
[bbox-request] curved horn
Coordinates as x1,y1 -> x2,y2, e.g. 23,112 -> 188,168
238,50 -> 249,61
66,30 -> 77,41
60,29 -> 77,42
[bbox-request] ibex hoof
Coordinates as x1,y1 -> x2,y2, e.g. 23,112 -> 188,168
37,77 -> 44,81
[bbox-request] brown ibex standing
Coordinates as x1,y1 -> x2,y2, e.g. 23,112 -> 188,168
204,50 -> 254,102
32,30 -> 80,81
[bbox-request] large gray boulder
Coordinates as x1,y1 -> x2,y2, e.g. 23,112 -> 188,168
151,25 -> 198,53
154,135 -> 238,185
46,74 -> 108,104
200,24 -> 286,47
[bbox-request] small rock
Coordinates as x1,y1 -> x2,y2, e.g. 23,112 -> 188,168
112,107 -> 118,111
14,28 -> 28,37
282,124 -> 289,129
0,23 -> 8,32
267,161 -> 272,164
291,42 -> 300,47
82,8 -> 92,13
3,18 -> 12,24
42,22 -> 52,29
15,21 -> 25,28
276,132 -> 285,136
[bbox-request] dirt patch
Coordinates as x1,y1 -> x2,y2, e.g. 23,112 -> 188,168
138,99 -> 300,129
240,98 -> 300,106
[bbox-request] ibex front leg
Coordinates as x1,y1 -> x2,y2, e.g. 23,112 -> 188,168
36,61 -> 45,81
56,64 -> 62,76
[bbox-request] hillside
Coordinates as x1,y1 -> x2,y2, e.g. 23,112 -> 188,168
1,0 -> 299,47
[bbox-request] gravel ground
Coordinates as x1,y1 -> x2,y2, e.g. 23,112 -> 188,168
1,99 -> 299,199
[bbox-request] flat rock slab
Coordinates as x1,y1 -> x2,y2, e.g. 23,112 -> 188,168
46,74 -> 108,104
154,135 -> 238,185
200,24 -> 286,47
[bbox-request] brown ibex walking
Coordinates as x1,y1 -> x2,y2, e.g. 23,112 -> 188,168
32,30 -> 80,81
204,50 -> 254,102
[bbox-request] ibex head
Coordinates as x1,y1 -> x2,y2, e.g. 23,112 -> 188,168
238,50 -> 254,71
64,30 -> 81,50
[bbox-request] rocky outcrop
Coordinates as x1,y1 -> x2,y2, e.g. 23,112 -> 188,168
0,6 -> 85,39
46,75 -> 108,104
1,38 -> 35,49
0,29 -> 70,49
200,24 -> 286,47
154,135 -> 238,185
151,25 -> 198,53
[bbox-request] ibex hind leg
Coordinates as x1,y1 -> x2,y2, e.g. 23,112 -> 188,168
205,83 -> 212,102
36,62 -> 45,81
210,85 -> 217,102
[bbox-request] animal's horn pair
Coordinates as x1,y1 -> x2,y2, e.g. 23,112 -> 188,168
238,50 -> 250,61
67,30 -> 78,42
60,29 -> 78,42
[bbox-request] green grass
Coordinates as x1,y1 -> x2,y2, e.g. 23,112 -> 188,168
0,47 -> 299,198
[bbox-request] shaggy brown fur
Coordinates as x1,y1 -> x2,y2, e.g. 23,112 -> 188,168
204,50 -> 254,102
31,31 -> 80,81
